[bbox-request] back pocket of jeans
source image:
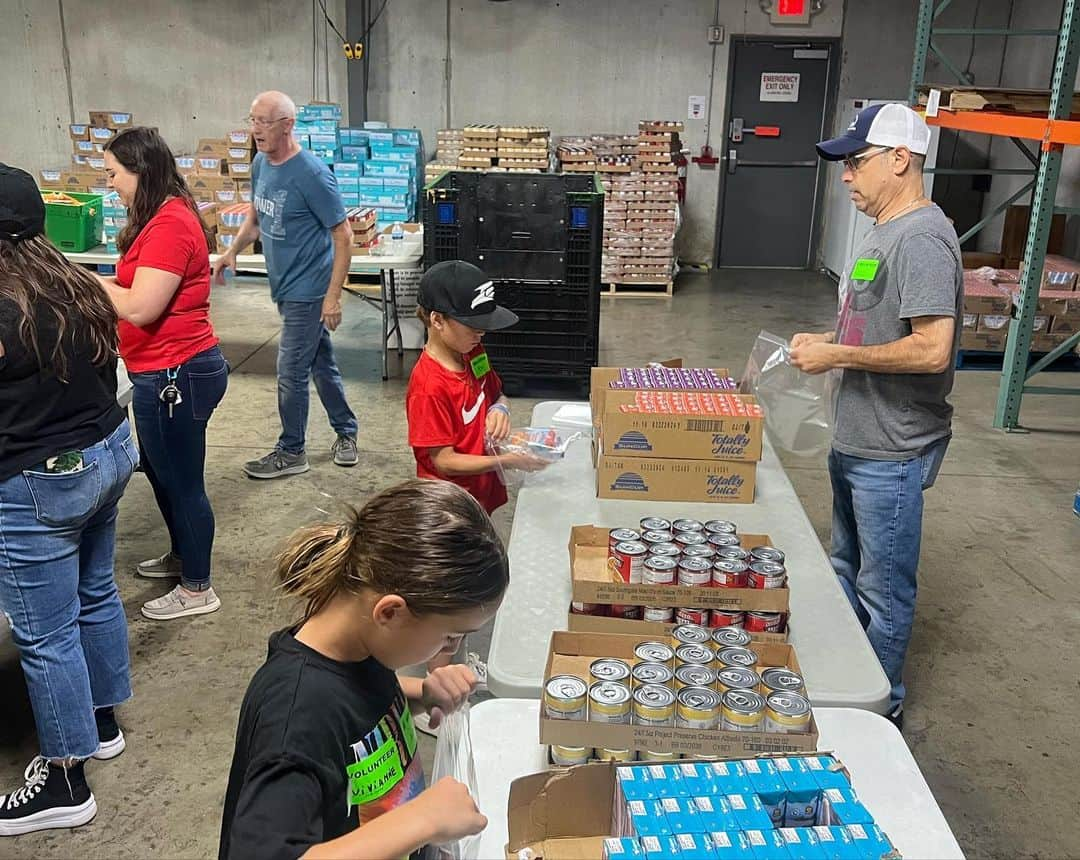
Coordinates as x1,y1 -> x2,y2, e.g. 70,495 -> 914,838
188,365 -> 229,421
23,462 -> 103,527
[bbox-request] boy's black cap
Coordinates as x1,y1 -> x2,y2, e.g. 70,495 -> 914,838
0,164 -> 46,243
417,260 -> 519,331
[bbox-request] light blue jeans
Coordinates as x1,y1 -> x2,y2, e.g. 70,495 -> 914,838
828,437 -> 949,712
276,300 -> 358,455
0,420 -> 137,760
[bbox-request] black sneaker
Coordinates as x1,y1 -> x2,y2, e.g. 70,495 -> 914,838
93,707 -> 125,761
0,757 -> 96,836
885,706 -> 904,731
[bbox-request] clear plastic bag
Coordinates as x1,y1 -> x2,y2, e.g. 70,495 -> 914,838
425,702 -> 481,860
487,427 -> 581,487
741,330 -> 837,457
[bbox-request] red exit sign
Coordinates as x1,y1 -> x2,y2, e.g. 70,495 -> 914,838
772,0 -> 811,24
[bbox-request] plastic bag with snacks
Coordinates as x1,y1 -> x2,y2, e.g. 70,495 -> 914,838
487,427 -> 580,486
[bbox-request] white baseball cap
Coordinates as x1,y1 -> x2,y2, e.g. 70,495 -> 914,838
816,103 -> 931,160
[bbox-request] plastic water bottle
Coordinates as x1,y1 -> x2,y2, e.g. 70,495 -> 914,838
391,221 -> 404,248
1074,484 -> 1080,519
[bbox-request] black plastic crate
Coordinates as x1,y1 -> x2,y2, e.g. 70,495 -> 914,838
495,363 -> 592,399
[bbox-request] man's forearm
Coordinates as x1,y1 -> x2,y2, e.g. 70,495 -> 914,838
830,334 -> 947,374
326,230 -> 352,302
227,217 -> 261,257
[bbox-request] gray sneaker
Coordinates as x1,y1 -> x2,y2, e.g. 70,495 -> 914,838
141,585 -> 221,621
331,435 -> 359,467
243,449 -> 310,480
136,551 -> 182,579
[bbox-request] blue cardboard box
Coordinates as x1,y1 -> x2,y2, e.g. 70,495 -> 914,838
392,128 -> 422,147
363,120 -> 389,129
365,161 -> 413,177
802,756 -> 850,793
658,797 -> 701,834
340,193 -> 360,207
724,794 -> 772,832
742,759 -> 787,828
677,763 -> 718,798
333,162 -> 361,177
650,765 -> 689,798
309,133 -> 338,148
843,825 -> 892,858
628,800 -> 672,838
708,831 -> 756,860
382,176 -> 411,189
744,828 -> 790,860
822,788 -> 875,827
617,765 -> 658,802
707,762 -> 749,796
297,103 -> 342,121
367,130 -> 394,147
777,828 -> 827,860
810,827 -> 857,860
641,836 -> 682,860
339,146 -> 369,163
604,837 -> 645,859
774,758 -> 822,828
690,795 -> 738,832
672,833 -> 716,860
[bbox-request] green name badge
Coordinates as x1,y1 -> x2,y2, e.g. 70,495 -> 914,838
470,351 -> 491,378
850,258 -> 881,281
346,737 -> 404,808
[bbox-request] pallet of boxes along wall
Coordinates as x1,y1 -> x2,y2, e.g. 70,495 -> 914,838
591,365 -> 764,503
506,752 -> 900,859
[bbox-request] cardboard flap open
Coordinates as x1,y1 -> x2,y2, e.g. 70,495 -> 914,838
506,764 -> 615,851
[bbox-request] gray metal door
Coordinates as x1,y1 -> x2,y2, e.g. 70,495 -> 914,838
717,40 -> 833,268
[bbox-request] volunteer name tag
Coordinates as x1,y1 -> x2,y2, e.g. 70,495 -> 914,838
850,258 -> 881,281
470,351 -> 491,378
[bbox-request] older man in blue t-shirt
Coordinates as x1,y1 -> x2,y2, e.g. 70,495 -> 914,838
214,90 -> 358,478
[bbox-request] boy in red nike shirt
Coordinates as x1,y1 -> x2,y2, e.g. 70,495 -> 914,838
407,261 -> 545,514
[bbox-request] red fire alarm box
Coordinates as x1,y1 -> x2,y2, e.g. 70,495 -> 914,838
771,0 -> 811,24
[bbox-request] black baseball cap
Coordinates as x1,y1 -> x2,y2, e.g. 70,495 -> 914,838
0,164 -> 46,242
417,260 -> 519,331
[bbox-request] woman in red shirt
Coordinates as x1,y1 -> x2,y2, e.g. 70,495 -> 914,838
98,127 -> 228,621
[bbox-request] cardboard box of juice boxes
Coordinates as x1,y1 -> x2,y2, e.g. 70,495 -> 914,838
506,756 -> 897,860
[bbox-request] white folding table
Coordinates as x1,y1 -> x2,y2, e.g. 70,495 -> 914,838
487,401 -> 891,714
470,698 -> 964,860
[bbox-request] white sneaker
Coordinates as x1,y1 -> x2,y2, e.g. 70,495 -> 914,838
141,585 -> 221,621
136,551 -> 182,579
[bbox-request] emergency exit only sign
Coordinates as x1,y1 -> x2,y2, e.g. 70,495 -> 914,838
760,72 -> 800,102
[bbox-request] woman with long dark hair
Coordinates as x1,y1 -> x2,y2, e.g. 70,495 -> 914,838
98,127 -> 229,620
0,164 -> 136,835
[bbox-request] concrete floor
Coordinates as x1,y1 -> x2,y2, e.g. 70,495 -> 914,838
1,269 -> 1078,859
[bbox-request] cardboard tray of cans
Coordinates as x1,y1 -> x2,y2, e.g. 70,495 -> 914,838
541,631 -> 817,759
569,526 -> 790,614
567,611 -> 786,645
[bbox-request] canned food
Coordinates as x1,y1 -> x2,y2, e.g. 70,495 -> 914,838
707,533 -> 742,549
675,686 -> 722,729
596,748 -> 636,762
647,542 -> 682,558
764,691 -> 812,733
610,541 -> 648,584
721,689 -> 767,732
747,561 -> 787,590
708,609 -> 745,629
716,667 -> 761,695
674,664 -> 716,690
711,626 -> 752,649
590,658 -> 631,685
640,750 -> 680,762
704,520 -> 738,535
750,545 -> 786,564
608,528 -> 641,549
633,684 -> 677,726
674,531 -> 707,549
681,545 -> 716,561
544,675 -> 588,720
571,601 -> 607,616
610,604 -> 642,620
760,668 -> 806,696
643,555 -> 678,585
675,608 -> 709,628
588,681 -> 632,723
714,545 -> 750,561
550,744 -> 591,766
641,529 -> 675,545
745,611 -> 785,633
672,519 -> 704,533
635,641 -> 675,665
632,661 -> 675,688
671,624 -> 711,649
643,606 -> 674,622
640,516 -> 672,533
678,557 -> 712,587
674,644 -> 714,668
716,646 -> 758,669
712,559 -> 749,588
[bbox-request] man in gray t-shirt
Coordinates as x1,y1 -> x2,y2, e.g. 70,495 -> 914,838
791,104 -> 962,725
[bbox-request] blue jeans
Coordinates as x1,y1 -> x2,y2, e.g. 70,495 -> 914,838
828,438 -> 949,712
131,346 -> 228,591
276,300 -> 358,455
0,420 -> 137,760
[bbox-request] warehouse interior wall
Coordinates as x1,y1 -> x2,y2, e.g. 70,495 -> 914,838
358,0 -> 843,267
5,0 -> 348,179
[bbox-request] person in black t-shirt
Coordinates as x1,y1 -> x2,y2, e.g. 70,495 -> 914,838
0,164 -> 138,836
220,478 -> 506,860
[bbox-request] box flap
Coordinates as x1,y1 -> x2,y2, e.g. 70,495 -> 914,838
506,764 -> 615,851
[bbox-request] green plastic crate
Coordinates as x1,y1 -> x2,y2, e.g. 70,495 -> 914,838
43,191 -> 103,252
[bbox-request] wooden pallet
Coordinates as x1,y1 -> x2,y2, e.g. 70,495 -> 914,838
916,85 -> 1080,114
603,279 -> 674,298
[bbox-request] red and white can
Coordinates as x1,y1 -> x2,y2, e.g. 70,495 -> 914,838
571,601 -> 607,616
712,559 -> 749,589
676,607 -> 710,626
745,611 -> 786,633
641,529 -> 675,546
610,604 -> 642,620
643,555 -> 678,585
648,542 -> 682,558
681,545 -> 716,562
678,557 -> 712,587
640,517 -> 672,533
707,533 -> 742,549
750,546 -> 786,565
703,520 -> 738,535
610,541 -> 648,584
609,528 -> 641,550
709,608 -> 746,628
747,561 -> 787,589
674,531 -> 708,549
715,545 -> 750,563
643,606 -> 675,623
672,518 -> 704,533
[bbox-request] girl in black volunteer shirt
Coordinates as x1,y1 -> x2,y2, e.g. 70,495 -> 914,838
219,479 -> 504,860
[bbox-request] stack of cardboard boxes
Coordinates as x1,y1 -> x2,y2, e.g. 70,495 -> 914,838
497,126 -> 551,170
179,130 -> 253,209
39,110 -> 135,196
346,206 -> 378,250
425,125 -> 553,181
590,365 -> 764,504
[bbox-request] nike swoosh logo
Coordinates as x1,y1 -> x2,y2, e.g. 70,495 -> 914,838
461,390 -> 486,425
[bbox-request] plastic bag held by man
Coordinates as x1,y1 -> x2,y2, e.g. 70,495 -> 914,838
741,330 -> 835,457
